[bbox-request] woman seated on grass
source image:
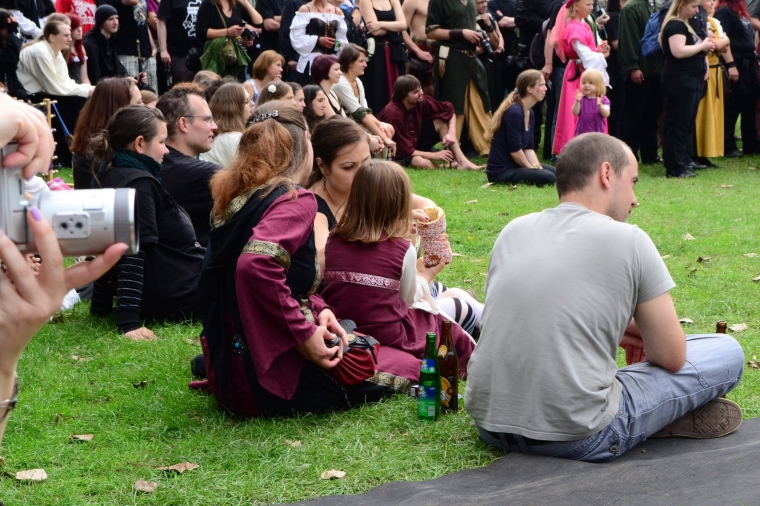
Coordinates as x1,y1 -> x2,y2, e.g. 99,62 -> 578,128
308,117 -> 484,336
320,160 -> 476,391
485,69 -> 556,187
200,82 -> 255,167
197,102 -> 395,418
90,106 -> 204,340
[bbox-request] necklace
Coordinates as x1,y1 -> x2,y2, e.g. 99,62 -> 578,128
323,178 -> 347,216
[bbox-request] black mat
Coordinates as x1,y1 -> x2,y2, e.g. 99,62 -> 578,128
290,418 -> 760,506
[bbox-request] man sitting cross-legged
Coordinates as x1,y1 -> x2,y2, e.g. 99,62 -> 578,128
377,75 -> 483,170
466,133 -> 744,463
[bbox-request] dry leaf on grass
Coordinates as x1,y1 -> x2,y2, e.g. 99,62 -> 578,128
729,323 -> 748,333
683,234 -> 695,240
679,318 -> 693,325
749,166 -> 757,170
687,268 -> 698,277
320,469 -> 346,480
134,480 -> 158,493
464,199 -> 478,204
721,184 -> 733,188
753,275 -> 760,282
284,440 -> 302,448
158,462 -> 199,474
697,256 -> 710,263
70,434 -> 93,442
451,252 -> 465,257
747,360 -> 760,369
480,182 -> 494,189
661,254 -> 671,259
132,380 -> 154,389
495,211 -> 509,216
16,469 -> 47,482
745,253 -> 757,258
508,185 -> 518,190
184,338 -> 201,346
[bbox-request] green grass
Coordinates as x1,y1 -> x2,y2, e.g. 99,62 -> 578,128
2,158 -> 760,504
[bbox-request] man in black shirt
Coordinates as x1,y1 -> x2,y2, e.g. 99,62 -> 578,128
156,86 -> 220,247
83,5 -> 130,83
257,0 -> 285,54
109,0 -> 156,91
278,0 -> 308,82
157,0 -> 201,84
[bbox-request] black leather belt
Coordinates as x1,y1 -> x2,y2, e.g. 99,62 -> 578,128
485,430 -> 552,446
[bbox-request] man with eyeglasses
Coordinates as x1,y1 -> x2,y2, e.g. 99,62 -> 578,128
156,85 -> 220,246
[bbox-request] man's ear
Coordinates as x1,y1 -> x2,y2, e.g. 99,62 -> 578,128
177,117 -> 190,134
599,161 -> 613,190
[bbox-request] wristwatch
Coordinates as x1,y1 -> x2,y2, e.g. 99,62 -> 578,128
0,375 -> 18,424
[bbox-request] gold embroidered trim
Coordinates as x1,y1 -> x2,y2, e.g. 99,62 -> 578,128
242,240 -> 291,271
367,371 -> 412,394
212,178 -> 277,229
299,299 -> 315,323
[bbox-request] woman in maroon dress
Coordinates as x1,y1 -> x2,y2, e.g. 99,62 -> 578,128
197,102 -> 394,418
321,160 -> 476,392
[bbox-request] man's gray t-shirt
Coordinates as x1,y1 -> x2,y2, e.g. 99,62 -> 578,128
465,202 -> 675,441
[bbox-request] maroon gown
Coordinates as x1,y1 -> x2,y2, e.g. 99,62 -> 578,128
321,233 -> 475,392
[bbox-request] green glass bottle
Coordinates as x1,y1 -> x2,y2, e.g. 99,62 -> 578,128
418,332 -> 440,421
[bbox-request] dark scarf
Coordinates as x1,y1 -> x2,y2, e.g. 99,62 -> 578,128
99,150 -> 162,179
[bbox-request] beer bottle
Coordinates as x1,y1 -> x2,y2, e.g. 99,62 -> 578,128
438,321 -> 459,413
716,321 -> 727,334
418,332 -> 440,421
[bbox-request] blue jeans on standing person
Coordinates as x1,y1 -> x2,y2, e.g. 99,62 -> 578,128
477,333 -> 744,463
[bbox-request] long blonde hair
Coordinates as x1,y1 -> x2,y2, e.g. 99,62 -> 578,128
485,69 -> 543,142
659,0 -> 699,45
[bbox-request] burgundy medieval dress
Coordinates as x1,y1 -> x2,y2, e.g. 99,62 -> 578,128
198,186 -> 392,418
321,233 -> 476,392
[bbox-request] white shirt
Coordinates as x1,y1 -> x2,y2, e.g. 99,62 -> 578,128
18,41 -> 92,98
289,12 -> 348,73
331,75 -> 367,114
199,131 -> 242,167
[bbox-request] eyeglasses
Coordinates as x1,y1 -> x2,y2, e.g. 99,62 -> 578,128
185,115 -> 215,124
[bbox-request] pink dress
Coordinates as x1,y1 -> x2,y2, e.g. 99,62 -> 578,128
553,19 -> 597,154
321,234 -> 475,392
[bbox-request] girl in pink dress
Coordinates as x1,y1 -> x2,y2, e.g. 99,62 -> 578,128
321,160 -> 476,392
550,0 -> 610,154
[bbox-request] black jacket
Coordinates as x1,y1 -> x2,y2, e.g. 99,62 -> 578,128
0,32 -> 29,100
83,29 -> 128,84
515,0 -> 555,45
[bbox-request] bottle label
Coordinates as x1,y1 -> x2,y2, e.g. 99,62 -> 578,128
440,376 -> 451,407
438,345 -> 448,358
418,386 -> 437,418
420,358 -> 437,374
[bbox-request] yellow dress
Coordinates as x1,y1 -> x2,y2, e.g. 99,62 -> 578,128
695,17 -> 724,158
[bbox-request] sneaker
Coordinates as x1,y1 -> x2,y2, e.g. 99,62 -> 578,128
651,398 -> 742,439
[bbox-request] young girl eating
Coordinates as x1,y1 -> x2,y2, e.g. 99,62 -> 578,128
320,160 -> 476,391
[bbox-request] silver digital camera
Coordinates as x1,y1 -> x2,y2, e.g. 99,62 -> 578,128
0,142 -> 139,256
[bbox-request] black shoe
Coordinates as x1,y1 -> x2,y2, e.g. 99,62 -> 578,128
666,169 -> 697,178
643,156 -> 664,164
191,354 -> 206,379
725,150 -> 743,158
687,162 -> 707,170
693,157 -> 718,168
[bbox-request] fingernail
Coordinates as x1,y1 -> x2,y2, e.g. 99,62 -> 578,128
30,206 -> 42,222
121,245 -> 131,256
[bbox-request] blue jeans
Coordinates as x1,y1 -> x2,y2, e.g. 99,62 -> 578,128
477,334 -> 745,463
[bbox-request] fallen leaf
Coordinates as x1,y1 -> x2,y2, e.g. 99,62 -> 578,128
679,318 -> 693,325
717,192 -> 724,197
744,253 -> 757,258
747,360 -> 760,369
697,256 -> 710,263
687,268 -> 698,276
729,323 -> 748,332
184,338 -> 200,346
16,469 -> 47,482
508,185 -> 518,190
71,355 -> 91,361
480,182 -> 494,189
735,218 -> 743,222
402,432 -> 409,436
134,480 -> 158,493
753,275 -> 760,282
132,380 -> 153,389
495,211 -> 509,216
70,434 -> 93,442
661,254 -> 671,259
158,462 -> 199,474
464,199 -> 478,204
683,234 -> 695,240
749,166 -> 757,170
451,252 -> 465,257
320,469 -> 346,480
721,184 -> 733,188
284,440 -> 302,448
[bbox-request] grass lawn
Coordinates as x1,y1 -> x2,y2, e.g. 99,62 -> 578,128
1,157 -> 759,505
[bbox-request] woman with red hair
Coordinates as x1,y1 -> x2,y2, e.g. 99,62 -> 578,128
63,12 -> 90,85
714,0 -> 758,157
